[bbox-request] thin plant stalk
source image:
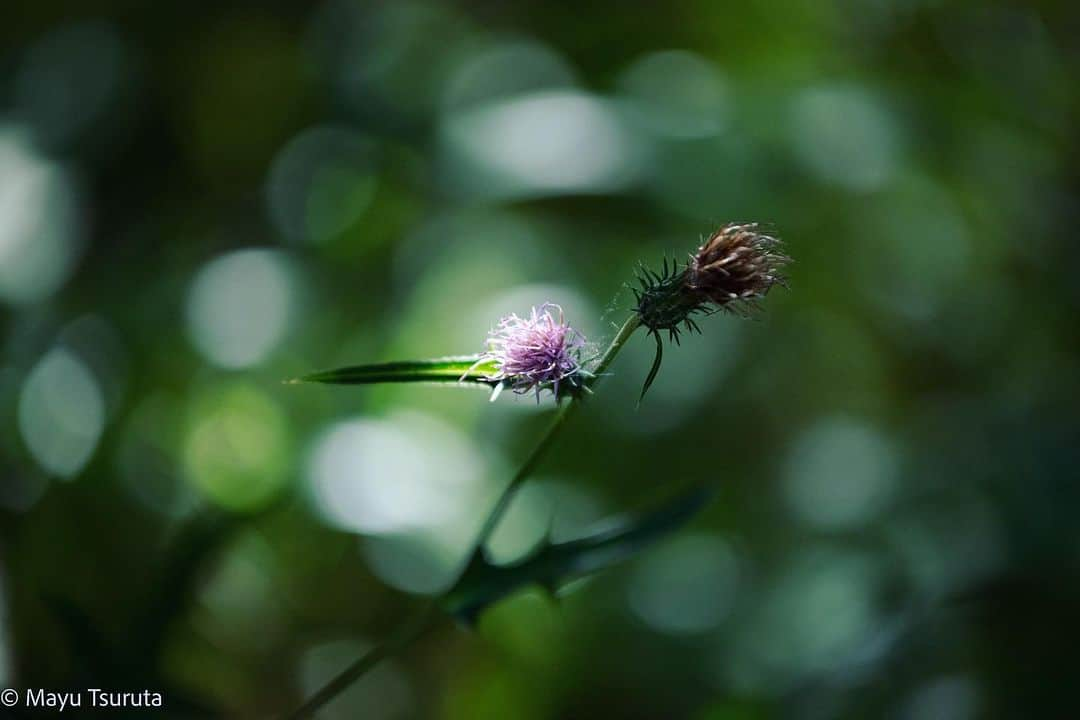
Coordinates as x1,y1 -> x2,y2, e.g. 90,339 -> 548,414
284,603 -> 440,720
284,314 -> 642,720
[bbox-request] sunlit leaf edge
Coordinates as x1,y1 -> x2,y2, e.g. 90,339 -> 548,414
288,356 -> 498,387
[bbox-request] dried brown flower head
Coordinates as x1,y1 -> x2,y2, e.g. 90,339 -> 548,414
631,222 -> 789,399
633,222 -> 790,344
687,223 -> 790,310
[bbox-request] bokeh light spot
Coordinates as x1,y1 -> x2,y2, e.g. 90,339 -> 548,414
306,414 -> 486,535
307,0 -> 467,119
266,126 -> 377,245
305,413 -> 495,594
486,483 -> 553,565
361,530 -> 468,596
18,347 -> 105,478
183,383 -> 291,511
200,532 -> 282,650
902,675 -> 979,720
441,90 -> 641,198
185,248 -> 294,369
618,50 -> 728,139
116,391 -> 198,518
783,417 -> 898,529
627,533 -> 739,635
0,126 -> 82,305
751,549 -> 878,676
791,85 -> 899,192
856,176 -> 972,323
442,40 -> 578,111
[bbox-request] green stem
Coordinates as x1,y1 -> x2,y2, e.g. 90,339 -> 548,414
283,603 -> 440,720
284,314 -> 642,719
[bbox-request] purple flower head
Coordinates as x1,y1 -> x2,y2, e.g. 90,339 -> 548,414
476,303 -> 589,401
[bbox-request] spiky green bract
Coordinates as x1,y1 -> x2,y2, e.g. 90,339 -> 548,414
631,257 -> 707,401
631,256 -> 707,346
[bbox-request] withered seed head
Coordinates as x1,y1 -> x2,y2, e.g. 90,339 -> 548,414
631,222 -> 790,400
633,222 -> 790,344
687,223 -> 790,309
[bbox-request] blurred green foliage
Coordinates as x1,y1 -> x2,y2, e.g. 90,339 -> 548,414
2,0 -> 1079,717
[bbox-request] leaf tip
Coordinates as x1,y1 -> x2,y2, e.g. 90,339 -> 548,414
638,331 -> 664,405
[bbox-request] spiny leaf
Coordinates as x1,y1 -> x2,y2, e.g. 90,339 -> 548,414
639,330 -> 664,403
288,356 -> 498,387
442,483 -> 717,625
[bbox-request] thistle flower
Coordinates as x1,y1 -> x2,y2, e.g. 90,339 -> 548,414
292,223 -> 792,717
472,303 -> 590,401
632,222 -> 789,400
634,222 -> 790,343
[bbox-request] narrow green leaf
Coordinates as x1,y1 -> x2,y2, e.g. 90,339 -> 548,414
638,330 -> 664,403
442,483 -> 718,625
288,356 -> 499,387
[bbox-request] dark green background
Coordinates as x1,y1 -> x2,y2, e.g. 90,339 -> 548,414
2,0 -> 1079,717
